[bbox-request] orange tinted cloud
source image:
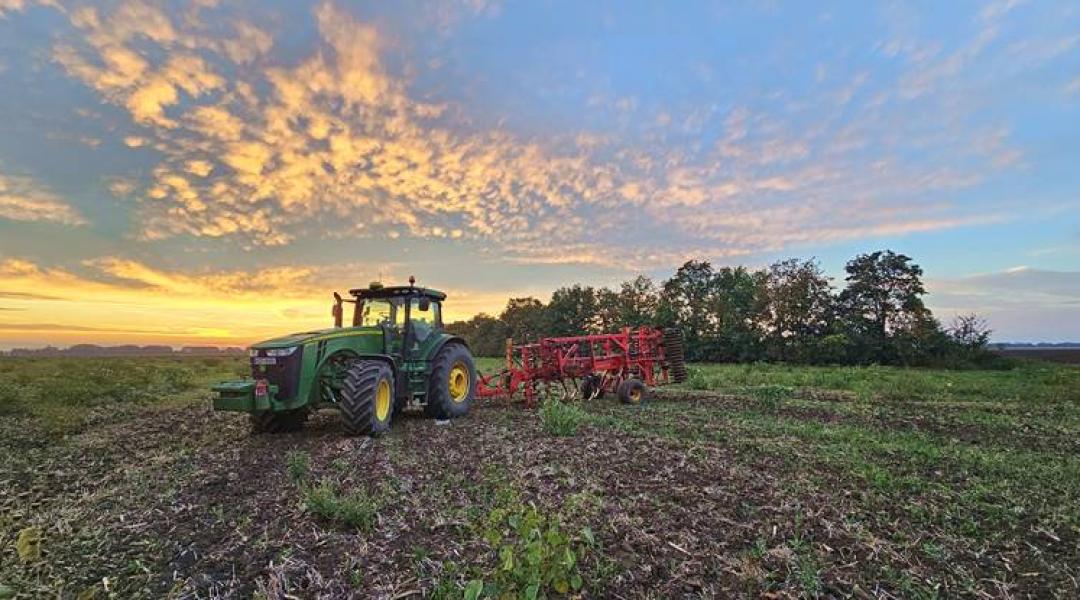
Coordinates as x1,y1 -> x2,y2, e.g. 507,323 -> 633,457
36,0 -> 1024,271
0,170 -> 85,225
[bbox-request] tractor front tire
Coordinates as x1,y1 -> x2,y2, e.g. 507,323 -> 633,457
340,360 -> 395,436
425,343 -> 475,420
616,379 -> 647,405
250,408 -> 309,434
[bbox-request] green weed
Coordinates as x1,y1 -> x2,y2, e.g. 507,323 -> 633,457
479,503 -> 593,598
749,384 -> 794,412
303,479 -> 381,531
285,450 -> 310,485
539,399 -> 587,436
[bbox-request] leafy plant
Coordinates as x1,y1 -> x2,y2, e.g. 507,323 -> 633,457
478,503 -> 593,598
539,399 -> 586,436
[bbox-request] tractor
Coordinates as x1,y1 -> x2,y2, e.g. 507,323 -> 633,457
211,278 -> 475,436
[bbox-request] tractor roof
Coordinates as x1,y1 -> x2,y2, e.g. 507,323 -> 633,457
348,285 -> 446,301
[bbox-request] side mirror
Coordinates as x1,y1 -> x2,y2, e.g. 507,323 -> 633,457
418,298 -> 430,312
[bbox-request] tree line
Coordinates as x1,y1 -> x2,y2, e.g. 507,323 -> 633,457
446,250 -> 998,368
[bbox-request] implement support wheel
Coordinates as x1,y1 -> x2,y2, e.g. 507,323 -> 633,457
616,379 -> 646,405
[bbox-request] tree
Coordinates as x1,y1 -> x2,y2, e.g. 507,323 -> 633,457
709,266 -> 764,362
594,287 -> 621,332
658,260 -> 718,361
658,261 -> 763,362
949,313 -> 991,350
838,250 -> 933,363
757,259 -> 835,362
445,313 -> 508,357
545,285 -> 598,336
500,297 -> 548,343
946,313 -> 994,366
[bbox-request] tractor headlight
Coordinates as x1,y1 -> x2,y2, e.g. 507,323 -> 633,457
265,347 -> 298,357
248,348 -> 259,357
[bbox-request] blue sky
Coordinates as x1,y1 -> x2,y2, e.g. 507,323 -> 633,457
0,0 -> 1077,347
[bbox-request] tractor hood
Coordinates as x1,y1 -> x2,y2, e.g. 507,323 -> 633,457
250,326 -> 382,349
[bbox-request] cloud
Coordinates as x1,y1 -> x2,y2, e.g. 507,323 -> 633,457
0,170 -> 86,225
930,267 -> 1080,307
0,290 -> 64,300
0,322 -> 200,334
26,0 -> 1039,270
107,177 -> 137,197
927,267 -> 1080,341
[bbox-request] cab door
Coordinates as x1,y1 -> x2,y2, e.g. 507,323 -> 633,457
385,298 -> 406,358
406,297 -> 441,360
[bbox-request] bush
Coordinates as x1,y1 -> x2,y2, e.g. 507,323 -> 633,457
539,399 -> 587,436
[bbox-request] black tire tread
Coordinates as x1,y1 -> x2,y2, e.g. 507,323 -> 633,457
425,343 -> 474,419
617,378 -> 647,405
340,360 -> 388,436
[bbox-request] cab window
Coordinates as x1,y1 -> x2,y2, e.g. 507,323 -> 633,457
357,298 -> 404,328
409,298 -> 440,344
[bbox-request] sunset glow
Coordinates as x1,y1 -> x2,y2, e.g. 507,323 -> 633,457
1,0 -> 1078,347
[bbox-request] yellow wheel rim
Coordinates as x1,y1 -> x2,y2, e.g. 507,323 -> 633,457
629,387 -> 642,403
449,362 -> 470,403
375,379 -> 391,421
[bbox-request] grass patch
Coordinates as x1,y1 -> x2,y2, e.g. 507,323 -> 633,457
285,450 -> 310,486
303,479 -> 381,532
0,355 -> 245,434
539,398 -> 587,436
677,361 -> 1080,406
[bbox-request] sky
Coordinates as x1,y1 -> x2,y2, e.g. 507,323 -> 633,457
0,0 -> 1078,348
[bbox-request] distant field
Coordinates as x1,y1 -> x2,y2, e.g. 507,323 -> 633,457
993,347 -> 1080,364
1,356 -> 1077,597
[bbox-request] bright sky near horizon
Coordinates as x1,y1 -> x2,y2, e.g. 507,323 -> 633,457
0,0 -> 1078,348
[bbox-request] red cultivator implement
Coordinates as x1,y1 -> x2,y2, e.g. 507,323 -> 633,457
475,327 -> 688,406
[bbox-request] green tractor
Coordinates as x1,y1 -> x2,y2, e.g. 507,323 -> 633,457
211,278 -> 475,436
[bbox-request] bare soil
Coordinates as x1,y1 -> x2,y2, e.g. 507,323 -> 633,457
1,387 -> 1077,599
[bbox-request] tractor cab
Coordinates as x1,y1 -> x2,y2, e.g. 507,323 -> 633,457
333,278 -> 447,359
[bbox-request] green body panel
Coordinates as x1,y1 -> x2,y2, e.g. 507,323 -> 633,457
211,380 -> 278,412
211,291 -> 468,415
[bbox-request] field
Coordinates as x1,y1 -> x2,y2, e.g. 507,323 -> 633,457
1,357 -> 1078,598
993,347 -> 1080,365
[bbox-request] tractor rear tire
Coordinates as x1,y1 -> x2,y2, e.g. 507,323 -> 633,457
616,379 -> 647,405
250,408 -> 309,434
425,343 -> 475,420
340,360 -> 394,436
